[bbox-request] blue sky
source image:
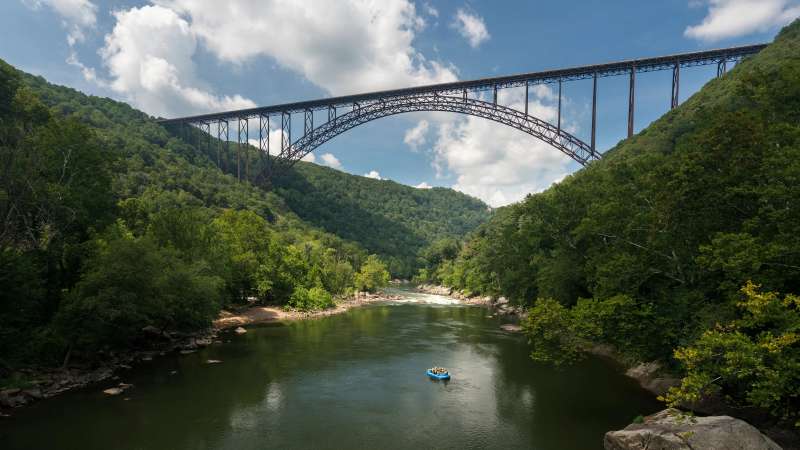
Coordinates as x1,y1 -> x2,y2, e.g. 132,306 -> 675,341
2,0 -> 798,206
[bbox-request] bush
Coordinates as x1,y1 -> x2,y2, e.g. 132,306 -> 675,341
354,255 -> 390,292
287,286 -> 334,311
663,282 -> 800,427
57,227 -> 223,355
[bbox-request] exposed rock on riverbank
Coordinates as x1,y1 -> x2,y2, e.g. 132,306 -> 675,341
0,328 -> 222,413
1,291 -> 406,416
604,408 -> 782,450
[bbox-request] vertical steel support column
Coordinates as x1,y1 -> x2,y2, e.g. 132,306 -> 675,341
524,82 -> 529,116
591,73 -> 597,153
717,59 -> 727,78
557,79 -> 562,133
217,120 -> 228,171
259,114 -> 269,174
237,117 -> 248,181
203,122 -> 211,154
671,62 -> 680,109
462,89 -> 467,103
493,85 -> 498,107
628,67 -> 636,138
328,105 -> 336,123
281,111 -> 291,156
304,109 -> 313,138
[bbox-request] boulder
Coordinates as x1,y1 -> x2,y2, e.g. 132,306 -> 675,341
604,409 -> 782,450
103,387 -> 124,396
625,362 -> 680,396
234,327 -> 247,335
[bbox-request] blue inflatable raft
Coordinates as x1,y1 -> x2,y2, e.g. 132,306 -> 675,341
426,369 -> 450,380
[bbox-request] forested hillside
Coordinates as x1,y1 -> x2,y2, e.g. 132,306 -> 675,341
274,163 -> 489,277
426,21 -> 800,427
0,61 -> 406,369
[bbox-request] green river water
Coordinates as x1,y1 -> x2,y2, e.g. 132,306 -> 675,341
1,287 -> 661,449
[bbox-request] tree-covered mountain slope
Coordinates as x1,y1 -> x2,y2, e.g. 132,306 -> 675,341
19,66 -> 491,279
273,163 -> 490,277
0,56 -> 492,368
428,20 -> 800,429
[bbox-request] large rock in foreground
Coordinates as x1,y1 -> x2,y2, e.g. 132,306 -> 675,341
604,409 -> 782,450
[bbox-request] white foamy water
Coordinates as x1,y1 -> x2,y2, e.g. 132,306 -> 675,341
382,287 -> 463,305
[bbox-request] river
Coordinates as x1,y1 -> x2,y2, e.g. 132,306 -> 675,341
1,287 -> 661,449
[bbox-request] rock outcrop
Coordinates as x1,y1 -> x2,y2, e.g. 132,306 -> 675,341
604,409 -> 782,450
624,361 -> 680,397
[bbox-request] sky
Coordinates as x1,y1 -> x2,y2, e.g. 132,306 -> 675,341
2,0 -> 798,207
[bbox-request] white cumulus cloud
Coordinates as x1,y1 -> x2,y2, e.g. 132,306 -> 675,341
430,87 -> 573,207
685,0 -> 800,41
364,170 -> 383,180
415,181 -> 432,189
452,8 -> 490,48
319,153 -> 342,169
403,119 -> 430,150
155,0 -> 457,95
99,5 -> 256,117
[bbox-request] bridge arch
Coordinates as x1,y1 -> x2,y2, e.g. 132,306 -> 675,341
277,94 -> 600,169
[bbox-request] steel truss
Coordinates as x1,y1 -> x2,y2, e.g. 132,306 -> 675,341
274,94 -> 597,169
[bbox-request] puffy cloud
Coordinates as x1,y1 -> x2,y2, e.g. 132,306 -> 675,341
155,0 -> 457,95
24,0 -> 97,45
99,5 -> 255,117
423,2 -> 439,18
364,170 -> 383,180
685,0 -> 800,41
452,8 -> 490,48
319,153 -> 342,169
430,87 -> 572,207
403,119 -> 430,150
415,181 -> 432,189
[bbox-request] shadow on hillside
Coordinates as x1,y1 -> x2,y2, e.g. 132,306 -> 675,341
270,164 -> 427,260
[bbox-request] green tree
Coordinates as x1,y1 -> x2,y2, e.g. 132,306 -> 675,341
664,282 -> 800,427
354,255 -> 390,292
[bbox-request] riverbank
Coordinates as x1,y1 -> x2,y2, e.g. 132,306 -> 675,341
417,285 -> 798,449
213,291 -> 403,329
0,291 -> 402,416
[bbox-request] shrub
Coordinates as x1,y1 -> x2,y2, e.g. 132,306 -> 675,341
287,286 -> 334,311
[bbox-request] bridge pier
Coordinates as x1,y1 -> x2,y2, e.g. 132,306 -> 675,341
671,62 -> 680,109
591,72 -> 597,153
717,59 -> 727,78
259,114 -> 270,176
217,120 -> 228,172
281,112 -> 291,157
628,67 -> 635,138
557,79 -> 562,133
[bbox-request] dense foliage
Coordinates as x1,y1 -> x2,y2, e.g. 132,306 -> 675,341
273,162 -> 490,278
0,58 -> 394,370
429,21 -> 800,425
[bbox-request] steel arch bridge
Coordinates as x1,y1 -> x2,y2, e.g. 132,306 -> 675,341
160,43 -> 766,183
285,94 -> 597,166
